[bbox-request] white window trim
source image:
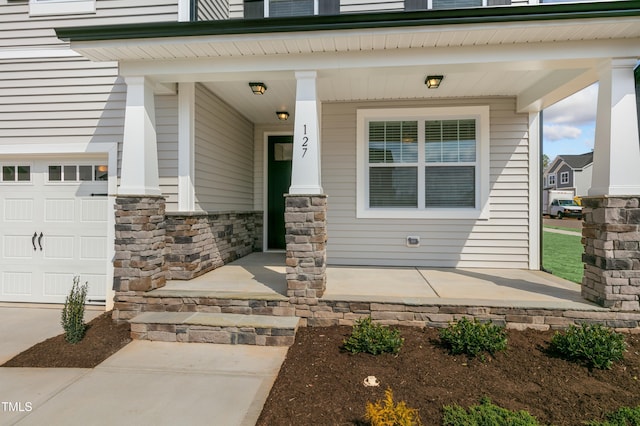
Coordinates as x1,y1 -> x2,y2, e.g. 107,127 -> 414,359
356,106 -> 490,220
548,174 -> 556,186
29,0 -> 96,16
560,171 -> 570,184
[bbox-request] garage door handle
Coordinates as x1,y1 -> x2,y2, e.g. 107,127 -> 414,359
32,232 -> 37,251
38,232 -> 43,251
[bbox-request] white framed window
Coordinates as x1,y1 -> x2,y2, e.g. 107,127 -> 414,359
548,174 -> 556,186
29,0 -> 96,16
356,106 -> 490,219
47,164 -> 108,183
0,165 -> 31,183
244,0 -> 339,18
560,171 -> 569,184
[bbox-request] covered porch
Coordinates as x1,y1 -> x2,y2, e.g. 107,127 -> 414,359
148,252 -> 615,330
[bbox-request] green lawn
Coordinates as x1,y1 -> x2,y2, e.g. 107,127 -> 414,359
542,230 -> 584,284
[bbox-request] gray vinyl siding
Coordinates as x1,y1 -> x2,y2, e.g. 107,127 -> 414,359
321,97 -> 530,268
229,0 -> 244,18
194,83 -> 254,212
341,0 -> 403,13
556,163 -> 573,189
156,94 -> 179,211
0,0 -> 180,177
197,0 -> 229,20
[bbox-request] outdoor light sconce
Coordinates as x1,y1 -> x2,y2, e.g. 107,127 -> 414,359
249,82 -> 267,95
425,75 -> 443,89
276,111 -> 289,121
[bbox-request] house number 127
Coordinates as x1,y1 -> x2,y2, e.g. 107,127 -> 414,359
302,124 -> 309,158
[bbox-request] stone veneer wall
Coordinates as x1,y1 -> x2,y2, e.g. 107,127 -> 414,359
164,211 -> 263,280
301,300 -> 640,331
285,195 -> 327,306
582,195 -> 640,310
113,196 -> 167,322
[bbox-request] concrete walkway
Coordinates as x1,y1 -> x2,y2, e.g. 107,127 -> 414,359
0,305 -> 287,426
544,227 -> 582,237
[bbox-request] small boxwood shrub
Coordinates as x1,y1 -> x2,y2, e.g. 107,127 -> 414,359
586,406 -> 640,426
365,387 -> 422,426
443,397 -> 540,426
549,323 -> 626,370
343,317 -> 403,355
439,317 -> 507,359
61,276 -> 88,344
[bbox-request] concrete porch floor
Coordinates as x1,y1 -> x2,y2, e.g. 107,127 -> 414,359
164,252 -> 602,311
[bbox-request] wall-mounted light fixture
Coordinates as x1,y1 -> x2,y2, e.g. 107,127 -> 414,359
249,82 -> 267,95
425,75 -> 444,89
276,111 -> 289,121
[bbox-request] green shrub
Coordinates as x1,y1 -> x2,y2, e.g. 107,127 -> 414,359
343,317 -> 403,355
586,406 -> 640,426
365,387 -> 422,426
439,317 -> 507,359
549,323 -> 626,369
61,276 -> 88,344
443,397 -> 540,426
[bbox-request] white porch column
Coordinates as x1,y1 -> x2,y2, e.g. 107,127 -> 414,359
178,82 -> 196,211
589,58 -> 640,196
289,71 -> 323,194
119,76 -> 161,196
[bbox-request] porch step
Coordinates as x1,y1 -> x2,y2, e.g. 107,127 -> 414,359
141,288 -> 294,317
130,312 -> 300,346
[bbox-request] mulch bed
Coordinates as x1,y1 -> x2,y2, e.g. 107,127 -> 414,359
1,311 -> 131,368
258,326 -> 640,425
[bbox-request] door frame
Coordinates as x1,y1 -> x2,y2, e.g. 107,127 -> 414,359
0,142 -> 117,310
262,131 -> 293,252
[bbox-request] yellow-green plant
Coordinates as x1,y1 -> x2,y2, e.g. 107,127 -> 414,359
365,388 -> 422,426
61,276 -> 88,344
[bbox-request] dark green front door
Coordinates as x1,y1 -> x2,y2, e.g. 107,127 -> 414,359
267,135 -> 293,250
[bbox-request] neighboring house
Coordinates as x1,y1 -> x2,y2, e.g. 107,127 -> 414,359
544,152 -> 594,197
1,0 -> 639,314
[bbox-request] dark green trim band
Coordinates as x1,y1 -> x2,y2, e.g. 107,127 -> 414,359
56,1 -> 640,42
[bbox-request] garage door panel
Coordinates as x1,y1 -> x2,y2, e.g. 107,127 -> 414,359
42,235 -> 74,260
83,274 -> 107,299
81,199 -> 108,222
3,234 -> 36,259
43,272 -> 75,297
3,198 -> 33,222
44,198 -> 75,222
2,272 -> 33,296
80,236 -> 107,259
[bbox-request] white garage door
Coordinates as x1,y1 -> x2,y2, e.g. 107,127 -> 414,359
0,159 -> 109,304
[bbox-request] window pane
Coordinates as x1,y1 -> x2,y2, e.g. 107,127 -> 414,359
3,166 -> 15,182
17,166 -> 30,181
95,165 -> 108,181
369,121 -> 417,164
425,119 -> 476,163
270,0 -> 313,17
244,0 -> 264,18
432,0 -> 482,9
79,165 -> 93,181
49,165 -> 62,181
370,167 -> 417,207
63,165 -> 76,181
425,166 -> 475,207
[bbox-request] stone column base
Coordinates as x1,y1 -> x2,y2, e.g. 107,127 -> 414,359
285,194 -> 327,303
112,196 -> 167,321
582,195 -> 640,310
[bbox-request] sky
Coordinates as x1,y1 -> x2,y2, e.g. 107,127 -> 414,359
542,83 -> 597,163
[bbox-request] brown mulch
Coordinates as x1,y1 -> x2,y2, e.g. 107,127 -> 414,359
1,311 -> 131,368
258,326 -> 640,426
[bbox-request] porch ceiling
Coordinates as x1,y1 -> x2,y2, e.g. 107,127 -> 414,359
60,5 -> 640,124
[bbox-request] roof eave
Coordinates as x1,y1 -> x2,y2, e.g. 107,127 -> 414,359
56,0 -> 640,42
